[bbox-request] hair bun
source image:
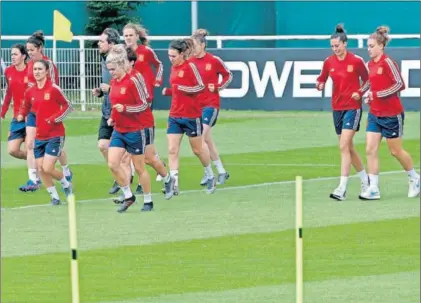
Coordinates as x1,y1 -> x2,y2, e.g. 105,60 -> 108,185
195,28 -> 209,37
376,26 -> 390,35
335,24 -> 345,34
33,30 -> 44,39
110,44 -> 126,55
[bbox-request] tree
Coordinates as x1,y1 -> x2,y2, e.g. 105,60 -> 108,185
85,1 -> 148,41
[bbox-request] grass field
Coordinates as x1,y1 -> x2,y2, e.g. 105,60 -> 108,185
1,110 -> 420,303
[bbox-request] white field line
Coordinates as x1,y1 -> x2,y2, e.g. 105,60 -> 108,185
0,170 -> 409,211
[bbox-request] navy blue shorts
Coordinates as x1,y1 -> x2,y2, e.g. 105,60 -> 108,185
109,130 -> 145,155
34,136 -> 65,159
8,118 -> 26,141
366,112 -> 404,139
142,127 -> 155,146
202,107 -> 219,127
167,117 -> 203,137
26,112 -> 36,127
332,109 -> 362,135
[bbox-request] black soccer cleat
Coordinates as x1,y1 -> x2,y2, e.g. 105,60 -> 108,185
117,195 -> 136,213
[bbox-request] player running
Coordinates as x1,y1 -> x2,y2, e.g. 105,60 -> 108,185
18,59 -> 73,205
360,26 -> 420,200
162,39 -> 216,195
189,29 -> 232,186
24,30 -> 72,192
316,24 -> 370,201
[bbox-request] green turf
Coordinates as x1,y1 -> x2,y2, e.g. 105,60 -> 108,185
1,110 -> 420,303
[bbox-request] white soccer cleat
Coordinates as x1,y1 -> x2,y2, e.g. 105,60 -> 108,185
408,177 -> 420,198
359,185 -> 380,200
156,174 -> 163,182
360,181 -> 370,196
329,187 -> 346,201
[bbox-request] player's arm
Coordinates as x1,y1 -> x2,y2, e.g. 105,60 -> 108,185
48,61 -> 60,85
374,58 -> 405,98
146,47 -> 164,87
19,91 -> 32,118
316,58 -> 330,90
356,56 -> 370,97
162,87 -> 172,96
214,56 -> 233,91
47,85 -> 73,123
1,75 -> 12,119
123,78 -> 149,113
132,72 -> 150,102
177,63 -> 205,94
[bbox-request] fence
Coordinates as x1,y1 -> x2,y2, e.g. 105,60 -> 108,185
1,34 -> 420,111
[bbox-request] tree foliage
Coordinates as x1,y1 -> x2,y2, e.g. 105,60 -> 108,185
85,1 -> 148,36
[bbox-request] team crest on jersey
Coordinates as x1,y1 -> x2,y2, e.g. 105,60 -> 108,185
120,87 -> 126,94
205,64 -> 212,71
347,65 -> 354,72
24,76 -> 28,83
377,67 -> 383,75
178,70 -> 184,78
44,93 -> 50,100
138,54 -> 144,62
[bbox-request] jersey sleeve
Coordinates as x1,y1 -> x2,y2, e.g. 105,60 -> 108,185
1,70 -> 12,118
316,58 -> 330,84
47,61 -> 60,85
48,85 -> 72,123
177,63 -> 205,94
20,89 -> 32,117
146,46 -> 163,86
355,56 -> 370,96
375,58 -> 405,98
214,56 -> 233,91
125,77 -> 149,113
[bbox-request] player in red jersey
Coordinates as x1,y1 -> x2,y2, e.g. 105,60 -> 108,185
106,45 -> 174,212
0,44 -> 42,191
25,31 -> 73,188
111,46 -> 175,203
316,24 -> 370,201
18,60 -> 73,205
123,23 -> 166,182
123,23 -> 163,107
359,26 -> 420,200
190,29 -> 232,187
162,39 -> 216,195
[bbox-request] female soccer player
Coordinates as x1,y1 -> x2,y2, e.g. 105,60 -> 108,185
189,29 -> 232,186
112,46 -> 175,203
360,26 -> 420,200
1,44 -> 41,191
316,24 -> 370,201
106,45 -> 173,212
25,31 -> 73,189
123,23 -> 163,104
123,23 -> 166,182
18,59 -> 73,205
126,46 -> 175,196
162,39 -> 216,195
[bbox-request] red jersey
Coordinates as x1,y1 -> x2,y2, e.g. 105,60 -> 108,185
317,52 -> 369,111
188,52 -> 232,109
163,61 -> 205,118
129,69 -> 154,128
109,73 -> 151,133
367,54 -> 405,117
27,55 -> 59,113
134,45 -> 163,101
1,65 -> 29,118
21,80 -> 72,140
